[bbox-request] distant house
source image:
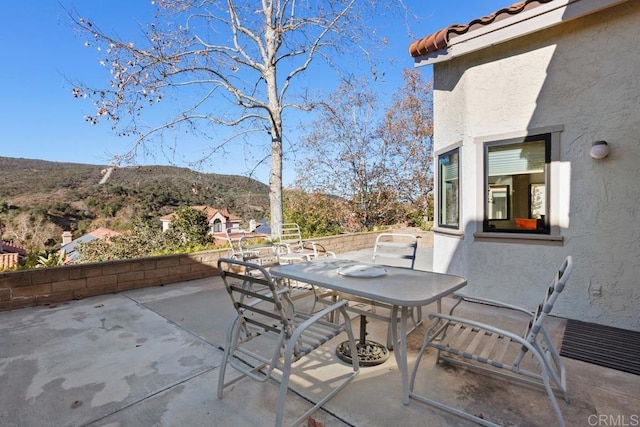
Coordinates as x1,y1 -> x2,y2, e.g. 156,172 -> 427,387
0,240 -> 27,270
160,206 -> 242,235
409,0 -> 639,331
60,228 -> 121,264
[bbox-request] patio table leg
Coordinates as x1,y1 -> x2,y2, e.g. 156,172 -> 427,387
391,305 -> 411,405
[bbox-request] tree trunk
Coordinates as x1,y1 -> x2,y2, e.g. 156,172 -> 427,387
265,13 -> 283,238
269,133 -> 283,238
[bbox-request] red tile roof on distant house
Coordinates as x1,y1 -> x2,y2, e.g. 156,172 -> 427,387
1,241 -> 27,256
409,0 -> 556,58
88,227 -> 121,240
160,206 -> 241,222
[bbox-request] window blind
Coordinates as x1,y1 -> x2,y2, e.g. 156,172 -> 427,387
488,140 -> 545,176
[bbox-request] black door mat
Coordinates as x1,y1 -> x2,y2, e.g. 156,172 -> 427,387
560,319 -> 640,376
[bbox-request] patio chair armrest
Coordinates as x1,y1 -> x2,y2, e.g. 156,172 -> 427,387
290,300 -> 351,340
273,242 -> 292,254
305,241 -> 336,258
427,312 -> 530,348
452,293 -> 534,317
302,299 -> 349,324
310,242 -> 336,258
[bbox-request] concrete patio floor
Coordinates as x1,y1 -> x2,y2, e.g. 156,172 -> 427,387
1,249 -> 638,426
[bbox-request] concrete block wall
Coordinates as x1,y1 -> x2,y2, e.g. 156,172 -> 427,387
0,250 -> 231,311
309,231 -> 378,254
0,229 -> 432,312
310,227 -> 432,253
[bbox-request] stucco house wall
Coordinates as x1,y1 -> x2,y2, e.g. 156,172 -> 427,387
208,211 -> 241,233
160,206 -> 242,233
430,1 -> 640,330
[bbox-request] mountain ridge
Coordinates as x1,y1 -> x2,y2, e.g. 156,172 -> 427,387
0,156 -> 270,250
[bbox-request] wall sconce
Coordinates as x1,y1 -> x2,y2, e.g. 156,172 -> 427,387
590,141 -> 610,159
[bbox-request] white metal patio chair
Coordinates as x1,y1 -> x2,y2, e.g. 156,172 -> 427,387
217,258 -> 359,427
371,232 -> 419,269
235,236 -> 319,309
409,256 -> 574,427
225,227 -> 245,260
277,223 -> 335,263
371,233 -> 426,348
226,228 -> 274,262
237,234 -> 279,266
275,223 -> 336,309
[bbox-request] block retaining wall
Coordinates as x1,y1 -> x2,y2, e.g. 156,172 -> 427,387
0,228 -> 431,312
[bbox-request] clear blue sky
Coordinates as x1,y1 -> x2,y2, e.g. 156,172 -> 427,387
0,1 -> 510,185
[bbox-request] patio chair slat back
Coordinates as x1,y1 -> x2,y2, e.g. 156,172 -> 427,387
279,222 -> 305,252
372,233 -> 418,269
524,256 -> 573,345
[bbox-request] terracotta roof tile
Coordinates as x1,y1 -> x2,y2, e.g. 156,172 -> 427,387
88,227 -> 121,239
1,241 -> 27,256
160,206 -> 241,222
409,0 -> 556,58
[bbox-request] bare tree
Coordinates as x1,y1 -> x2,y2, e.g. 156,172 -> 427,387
3,212 -> 61,251
69,0 -> 401,236
380,69 -> 434,222
295,79 -> 405,229
295,70 -> 434,229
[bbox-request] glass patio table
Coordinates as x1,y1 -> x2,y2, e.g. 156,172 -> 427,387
269,258 -> 467,405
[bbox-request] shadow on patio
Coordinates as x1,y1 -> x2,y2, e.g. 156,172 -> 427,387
1,250 -> 637,426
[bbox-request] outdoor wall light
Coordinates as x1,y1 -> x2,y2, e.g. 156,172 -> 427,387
590,141 -> 610,159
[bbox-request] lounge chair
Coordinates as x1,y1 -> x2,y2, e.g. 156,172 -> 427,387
409,256 -> 574,426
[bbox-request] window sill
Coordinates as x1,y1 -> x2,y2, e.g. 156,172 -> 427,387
473,232 -> 564,245
433,227 -> 465,237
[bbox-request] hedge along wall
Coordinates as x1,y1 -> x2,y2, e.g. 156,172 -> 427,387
0,229 -> 431,312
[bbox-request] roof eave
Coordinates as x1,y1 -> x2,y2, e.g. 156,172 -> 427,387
413,0 -> 631,67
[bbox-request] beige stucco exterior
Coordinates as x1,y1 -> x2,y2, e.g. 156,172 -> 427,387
428,1 -> 640,330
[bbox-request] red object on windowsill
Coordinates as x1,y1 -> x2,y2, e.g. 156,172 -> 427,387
515,218 -> 537,230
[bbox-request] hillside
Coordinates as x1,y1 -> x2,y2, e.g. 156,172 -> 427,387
0,157 -> 270,250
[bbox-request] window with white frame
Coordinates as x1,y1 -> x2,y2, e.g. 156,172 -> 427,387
438,148 -> 459,229
483,134 -> 550,233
